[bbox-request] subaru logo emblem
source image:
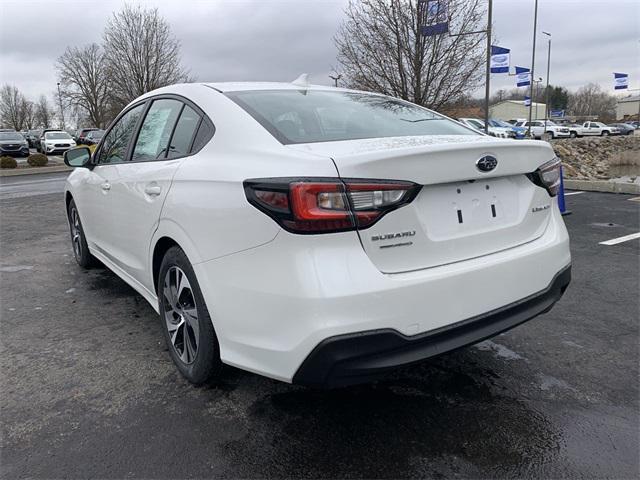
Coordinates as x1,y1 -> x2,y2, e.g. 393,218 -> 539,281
476,155 -> 498,172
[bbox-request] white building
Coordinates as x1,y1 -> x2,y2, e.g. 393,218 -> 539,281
489,100 -> 547,122
616,95 -> 640,120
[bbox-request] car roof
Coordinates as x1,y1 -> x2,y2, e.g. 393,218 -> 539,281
202,81 -> 353,93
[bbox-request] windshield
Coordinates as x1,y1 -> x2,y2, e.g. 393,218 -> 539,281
88,130 -> 104,138
45,132 -> 72,139
226,90 -> 475,144
0,132 -> 24,141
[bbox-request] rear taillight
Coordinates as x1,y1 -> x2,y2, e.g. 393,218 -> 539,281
528,157 -> 561,197
244,178 -> 421,234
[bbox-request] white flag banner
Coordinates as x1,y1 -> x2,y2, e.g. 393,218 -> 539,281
614,73 -> 629,90
515,67 -> 531,87
490,46 -> 510,74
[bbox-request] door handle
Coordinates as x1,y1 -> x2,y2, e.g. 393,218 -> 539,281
144,185 -> 162,196
101,182 -> 111,191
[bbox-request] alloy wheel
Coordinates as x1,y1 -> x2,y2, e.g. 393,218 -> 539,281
70,207 -> 82,261
163,266 -> 199,364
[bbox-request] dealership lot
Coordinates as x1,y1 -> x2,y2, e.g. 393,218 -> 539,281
0,179 -> 638,478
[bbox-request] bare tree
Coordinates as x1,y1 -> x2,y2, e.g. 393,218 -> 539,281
334,0 -> 486,110
102,4 -> 190,110
22,100 -> 35,129
56,43 -> 111,128
568,83 -> 616,120
0,85 -> 30,130
34,95 -> 56,128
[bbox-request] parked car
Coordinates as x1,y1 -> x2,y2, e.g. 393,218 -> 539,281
457,118 -> 512,138
569,121 -> 618,138
84,129 -> 104,145
63,82 -> 571,387
608,123 -> 635,135
75,128 -> 99,144
488,118 -> 526,139
39,130 -> 76,155
0,128 -> 17,132
514,120 -> 570,139
0,131 -> 30,157
26,129 -> 42,148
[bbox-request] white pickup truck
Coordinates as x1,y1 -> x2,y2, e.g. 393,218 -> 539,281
514,120 -> 570,139
569,121 -> 618,138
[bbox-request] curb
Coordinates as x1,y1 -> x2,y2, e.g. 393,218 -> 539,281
564,179 -> 640,195
0,165 -> 72,177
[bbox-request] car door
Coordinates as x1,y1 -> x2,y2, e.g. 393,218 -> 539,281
100,97 -> 203,293
78,103 -> 147,261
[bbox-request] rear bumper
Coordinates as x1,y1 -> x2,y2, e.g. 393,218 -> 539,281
293,265 -> 571,388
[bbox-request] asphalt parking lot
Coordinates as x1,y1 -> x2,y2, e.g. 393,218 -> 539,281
0,175 -> 638,479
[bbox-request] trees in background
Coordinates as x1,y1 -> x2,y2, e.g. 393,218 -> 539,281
56,43 -> 111,128
54,4 -> 189,126
568,83 -> 616,120
34,95 -> 56,128
0,85 -> 32,130
334,0 -> 486,111
103,4 -> 190,111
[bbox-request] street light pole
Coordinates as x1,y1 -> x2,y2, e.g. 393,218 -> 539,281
483,0 -> 493,134
543,31 -> 551,124
56,82 -> 65,130
328,74 -> 342,87
527,0 -> 538,137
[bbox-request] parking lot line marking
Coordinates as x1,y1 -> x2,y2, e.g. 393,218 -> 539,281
628,197 -> 640,202
599,232 -> 640,246
564,191 -> 584,196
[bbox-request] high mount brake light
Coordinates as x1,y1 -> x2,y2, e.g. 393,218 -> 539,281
528,157 -> 561,197
244,178 -> 421,234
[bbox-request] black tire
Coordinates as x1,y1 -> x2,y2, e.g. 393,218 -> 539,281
601,131 -> 609,136
67,199 -> 97,268
547,131 -> 554,140
158,246 -> 222,385
569,131 -> 577,138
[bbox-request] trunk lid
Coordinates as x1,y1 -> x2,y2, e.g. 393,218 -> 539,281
288,136 -> 556,273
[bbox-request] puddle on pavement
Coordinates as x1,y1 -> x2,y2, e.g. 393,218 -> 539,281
217,352 -> 563,478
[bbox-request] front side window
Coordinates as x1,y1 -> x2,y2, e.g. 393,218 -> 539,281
226,90 -> 475,144
131,99 -> 183,162
98,104 -> 145,164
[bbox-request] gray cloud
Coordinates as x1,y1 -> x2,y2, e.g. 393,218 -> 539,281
1,0 -> 638,107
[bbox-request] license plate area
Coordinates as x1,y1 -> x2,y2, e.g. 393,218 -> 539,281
417,178 -> 521,241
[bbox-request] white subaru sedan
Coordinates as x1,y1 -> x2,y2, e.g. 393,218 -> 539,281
63,81 -> 571,388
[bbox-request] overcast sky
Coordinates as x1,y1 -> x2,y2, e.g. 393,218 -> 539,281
1,0 -> 638,104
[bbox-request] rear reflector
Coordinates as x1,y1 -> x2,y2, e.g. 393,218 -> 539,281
244,178 -> 421,234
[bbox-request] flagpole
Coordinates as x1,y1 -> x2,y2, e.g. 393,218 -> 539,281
527,0 -> 538,137
484,0 -> 493,134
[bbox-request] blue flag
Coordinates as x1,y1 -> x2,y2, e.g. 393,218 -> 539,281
515,66 -> 531,87
614,72 -> 628,90
524,96 -> 531,107
420,0 -> 449,36
490,46 -> 510,73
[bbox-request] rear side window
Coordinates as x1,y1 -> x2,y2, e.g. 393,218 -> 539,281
167,105 -> 201,159
190,119 -> 214,152
131,99 -> 183,162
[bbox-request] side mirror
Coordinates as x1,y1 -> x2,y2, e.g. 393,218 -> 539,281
64,146 -> 92,168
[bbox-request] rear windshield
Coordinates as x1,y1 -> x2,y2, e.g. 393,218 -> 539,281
226,90 -> 476,144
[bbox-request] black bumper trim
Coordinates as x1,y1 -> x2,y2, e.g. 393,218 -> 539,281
293,265 -> 571,388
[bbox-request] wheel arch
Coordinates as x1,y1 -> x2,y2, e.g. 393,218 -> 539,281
150,220 -> 202,295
